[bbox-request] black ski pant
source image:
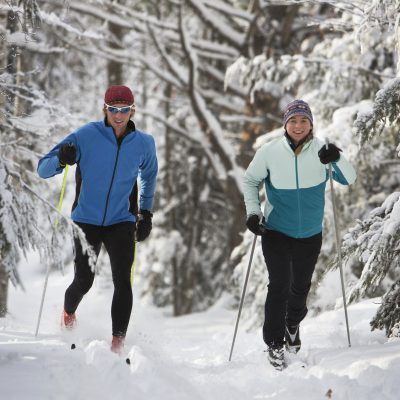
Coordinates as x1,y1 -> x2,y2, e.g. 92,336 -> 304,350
261,229 -> 322,346
64,221 -> 135,337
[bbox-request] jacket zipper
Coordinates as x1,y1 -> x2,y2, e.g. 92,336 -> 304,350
101,139 -> 123,225
295,155 -> 302,237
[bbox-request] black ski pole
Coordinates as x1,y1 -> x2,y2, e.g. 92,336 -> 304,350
325,139 -> 351,347
229,234 -> 257,361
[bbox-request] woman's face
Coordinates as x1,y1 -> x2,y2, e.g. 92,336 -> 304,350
285,115 -> 312,145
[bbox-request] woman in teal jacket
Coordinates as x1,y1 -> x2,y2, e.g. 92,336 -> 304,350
243,100 -> 356,369
38,85 -> 158,354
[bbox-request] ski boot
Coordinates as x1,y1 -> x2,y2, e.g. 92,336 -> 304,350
61,310 -> 76,330
285,324 -> 301,354
267,343 -> 286,371
111,335 -> 125,355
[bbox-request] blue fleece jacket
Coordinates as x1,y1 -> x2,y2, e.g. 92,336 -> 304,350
38,119 -> 158,226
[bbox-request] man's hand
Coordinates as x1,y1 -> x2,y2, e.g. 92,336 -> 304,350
136,210 -> 153,242
246,214 -> 267,236
58,143 -> 77,166
318,143 -> 342,164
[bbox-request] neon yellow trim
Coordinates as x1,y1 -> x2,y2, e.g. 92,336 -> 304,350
55,165 -> 69,229
130,240 -> 136,285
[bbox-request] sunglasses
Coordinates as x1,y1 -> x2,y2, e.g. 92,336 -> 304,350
105,104 -> 135,114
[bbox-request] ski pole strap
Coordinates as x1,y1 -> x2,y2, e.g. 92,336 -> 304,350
55,165 -> 69,229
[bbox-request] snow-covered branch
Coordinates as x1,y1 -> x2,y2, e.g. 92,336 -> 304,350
202,0 -> 253,21
140,109 -> 229,180
5,29 -> 65,53
201,63 -> 247,98
147,24 -> 188,88
371,280 -> 400,337
291,55 -> 395,80
140,109 -> 200,145
185,0 -> 246,50
259,0 -> 366,17
39,0 -> 133,30
342,192 -> 400,302
179,6 -> 243,188
354,78 -> 400,146
51,30 -> 184,89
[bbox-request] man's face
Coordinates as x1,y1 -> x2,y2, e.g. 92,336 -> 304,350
105,102 -> 135,134
285,115 -> 312,145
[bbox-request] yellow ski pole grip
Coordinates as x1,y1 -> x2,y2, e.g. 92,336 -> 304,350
55,165 -> 69,229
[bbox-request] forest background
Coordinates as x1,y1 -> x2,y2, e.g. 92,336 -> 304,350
1,0 -> 399,338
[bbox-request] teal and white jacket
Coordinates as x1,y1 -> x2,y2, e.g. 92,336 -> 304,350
243,136 -> 356,238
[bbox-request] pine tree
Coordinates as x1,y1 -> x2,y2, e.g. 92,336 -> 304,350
0,0 -> 93,316
228,0 -> 400,327
341,0 -> 400,337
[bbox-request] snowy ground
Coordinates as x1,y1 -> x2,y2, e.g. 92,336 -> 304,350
1,256 -> 400,400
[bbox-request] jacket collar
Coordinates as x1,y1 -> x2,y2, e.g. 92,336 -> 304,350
103,118 -> 136,143
104,117 -> 135,132
284,131 -> 313,155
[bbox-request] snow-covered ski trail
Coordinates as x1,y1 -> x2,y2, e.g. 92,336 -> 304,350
1,263 -> 400,399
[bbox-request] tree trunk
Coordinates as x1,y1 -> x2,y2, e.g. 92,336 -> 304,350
163,83 -> 180,316
0,11 -> 19,316
0,232 -> 10,317
0,13 -> 6,127
107,6 -> 124,85
140,40 -> 148,130
5,10 -> 18,115
0,259 -> 9,318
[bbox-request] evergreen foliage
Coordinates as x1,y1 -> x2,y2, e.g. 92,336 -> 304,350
370,280 -> 400,337
342,192 -> 400,303
228,0 -> 400,335
0,1 -> 94,315
354,78 -> 400,146
341,0 -> 400,337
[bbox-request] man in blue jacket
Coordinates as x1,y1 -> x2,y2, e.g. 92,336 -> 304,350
38,85 -> 158,354
243,100 -> 356,369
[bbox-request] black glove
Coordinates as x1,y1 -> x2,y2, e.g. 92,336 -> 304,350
318,143 -> 342,164
58,143 -> 77,166
246,214 -> 267,236
136,210 -> 153,242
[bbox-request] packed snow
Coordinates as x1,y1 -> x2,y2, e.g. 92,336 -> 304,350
1,253 -> 399,400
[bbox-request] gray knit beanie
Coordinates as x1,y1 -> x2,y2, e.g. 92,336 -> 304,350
283,100 -> 313,127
